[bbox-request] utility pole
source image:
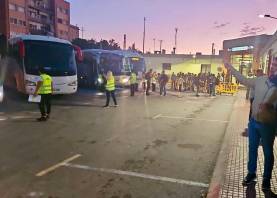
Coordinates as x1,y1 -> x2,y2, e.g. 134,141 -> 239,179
81,27 -> 85,39
123,34 -> 126,50
173,28 -> 178,54
143,17 -> 146,54
159,40 -> 163,53
153,38 -> 156,53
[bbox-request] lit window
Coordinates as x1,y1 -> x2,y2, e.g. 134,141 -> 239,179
9,3 -> 16,10
17,6 -> 25,13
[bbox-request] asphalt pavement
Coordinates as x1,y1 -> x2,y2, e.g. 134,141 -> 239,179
0,88 -> 235,198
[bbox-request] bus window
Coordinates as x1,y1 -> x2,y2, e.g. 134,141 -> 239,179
24,40 -> 76,76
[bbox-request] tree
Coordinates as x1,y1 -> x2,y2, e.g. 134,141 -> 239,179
72,38 -> 91,49
72,38 -> 121,50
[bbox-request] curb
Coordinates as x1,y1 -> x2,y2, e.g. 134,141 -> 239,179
206,93 -> 242,198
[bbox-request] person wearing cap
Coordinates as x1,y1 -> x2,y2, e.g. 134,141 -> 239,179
33,66 -> 53,121
224,58 -> 277,192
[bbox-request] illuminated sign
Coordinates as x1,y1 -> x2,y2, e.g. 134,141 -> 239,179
131,57 -> 140,61
228,46 -> 254,52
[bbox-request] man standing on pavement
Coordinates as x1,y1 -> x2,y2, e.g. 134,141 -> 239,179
34,66 -> 53,121
225,59 -> 277,192
129,70 -> 137,96
159,70 -> 168,96
171,72 -> 177,90
145,69 -> 152,96
103,70 -> 118,107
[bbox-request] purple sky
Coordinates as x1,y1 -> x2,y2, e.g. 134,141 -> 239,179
68,0 -> 277,54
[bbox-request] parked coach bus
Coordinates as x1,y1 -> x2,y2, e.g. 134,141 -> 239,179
4,35 -> 82,94
77,49 -> 146,89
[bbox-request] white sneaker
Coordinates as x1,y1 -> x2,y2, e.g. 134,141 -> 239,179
114,104 -> 119,107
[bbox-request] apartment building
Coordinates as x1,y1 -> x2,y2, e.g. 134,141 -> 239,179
69,24 -> 79,41
0,0 -> 79,41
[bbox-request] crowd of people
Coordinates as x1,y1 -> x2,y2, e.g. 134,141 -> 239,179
139,69 -> 228,97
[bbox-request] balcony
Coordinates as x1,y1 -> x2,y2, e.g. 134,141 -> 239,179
28,0 -> 53,13
29,28 -> 54,36
28,14 -> 53,25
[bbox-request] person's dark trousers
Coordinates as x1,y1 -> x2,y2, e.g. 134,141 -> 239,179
209,84 -> 212,95
39,94 -> 51,117
179,85 -> 182,92
248,98 -> 254,120
105,90 -> 117,106
135,83 -> 139,91
143,82 -> 146,91
160,84 -> 166,96
130,84 -> 135,96
146,80 -> 150,95
248,118 -> 276,180
152,83 -> 156,92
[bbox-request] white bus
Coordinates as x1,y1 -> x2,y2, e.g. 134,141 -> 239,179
4,35 -> 81,94
77,49 -> 146,88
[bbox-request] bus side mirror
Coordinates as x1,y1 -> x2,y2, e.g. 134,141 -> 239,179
73,45 -> 83,62
18,41 -> 25,58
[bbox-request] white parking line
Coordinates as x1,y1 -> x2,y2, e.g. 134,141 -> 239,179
158,115 -> 229,123
0,116 -> 8,121
64,163 -> 209,188
36,154 -> 81,177
10,115 -> 34,120
152,114 -> 162,119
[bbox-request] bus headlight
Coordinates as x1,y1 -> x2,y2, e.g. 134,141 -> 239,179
25,80 -> 36,86
98,77 -> 103,84
121,78 -> 129,84
0,90 -> 3,102
68,81 -> 77,86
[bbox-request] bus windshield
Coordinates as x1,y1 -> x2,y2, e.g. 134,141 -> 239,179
129,57 -> 145,73
24,40 -> 77,76
100,53 -> 127,75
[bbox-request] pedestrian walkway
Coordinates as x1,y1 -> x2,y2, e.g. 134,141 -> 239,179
207,91 -> 277,197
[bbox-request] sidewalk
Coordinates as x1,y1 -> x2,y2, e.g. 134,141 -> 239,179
207,91 -> 277,198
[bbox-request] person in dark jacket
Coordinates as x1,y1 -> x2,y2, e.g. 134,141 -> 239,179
145,69 -> 153,96
159,70 -> 168,96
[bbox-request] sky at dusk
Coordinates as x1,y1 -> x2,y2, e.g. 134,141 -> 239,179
68,0 -> 277,55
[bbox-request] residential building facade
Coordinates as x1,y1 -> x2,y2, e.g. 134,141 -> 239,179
0,0 -> 78,41
69,24 -> 79,41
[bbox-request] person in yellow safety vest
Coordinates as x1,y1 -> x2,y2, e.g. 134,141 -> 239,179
129,70 -> 137,96
33,66 -> 53,121
103,70 -> 118,108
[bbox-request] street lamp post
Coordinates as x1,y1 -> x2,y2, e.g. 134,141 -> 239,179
143,17 -> 146,54
259,14 -> 277,75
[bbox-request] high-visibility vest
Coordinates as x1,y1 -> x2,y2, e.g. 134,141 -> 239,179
105,76 -> 115,91
130,73 -> 137,84
38,74 -> 52,94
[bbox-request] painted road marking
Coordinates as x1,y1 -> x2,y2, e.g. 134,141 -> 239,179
158,115 -> 229,123
152,114 -> 162,119
10,115 -> 34,120
0,116 -> 8,121
36,154 -> 81,177
64,163 -> 209,188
